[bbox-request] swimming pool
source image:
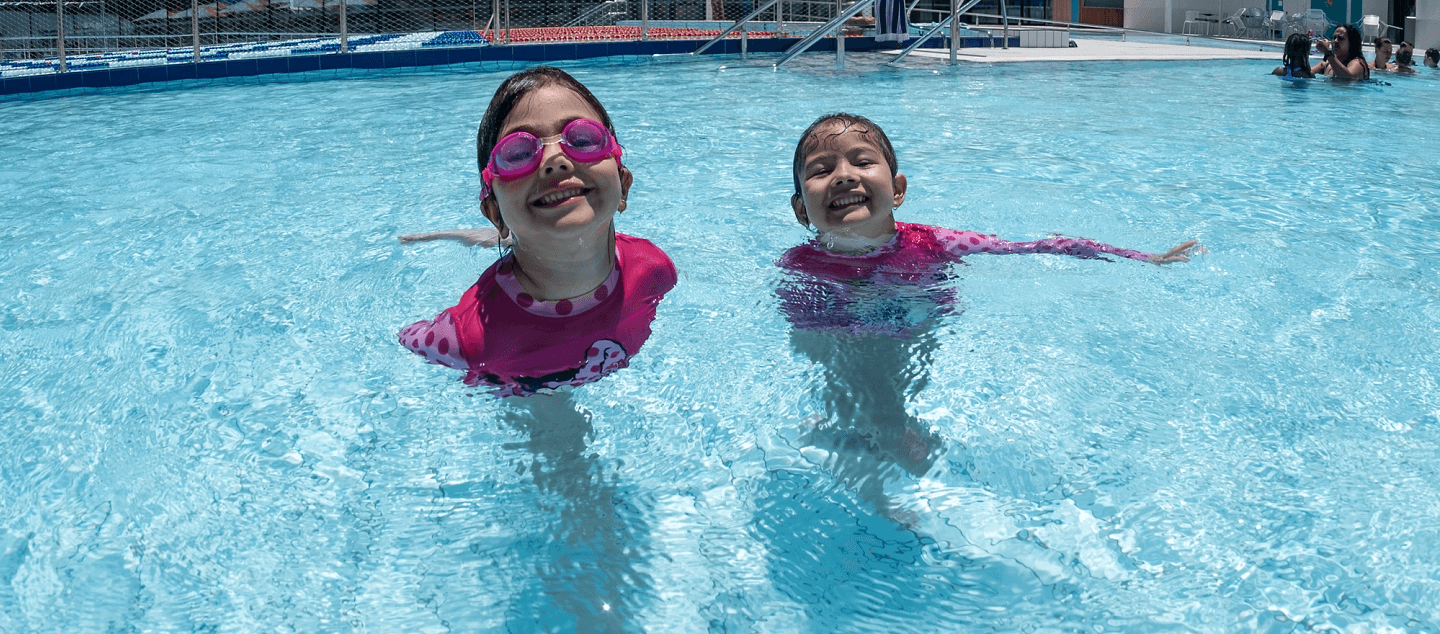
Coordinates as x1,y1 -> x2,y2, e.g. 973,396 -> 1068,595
3,52 -> 1439,632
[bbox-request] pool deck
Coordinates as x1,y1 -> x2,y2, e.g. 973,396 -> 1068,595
910,37 -> 1279,63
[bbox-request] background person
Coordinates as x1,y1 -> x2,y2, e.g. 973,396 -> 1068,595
1370,37 -> 1395,71
1393,41 -> 1418,73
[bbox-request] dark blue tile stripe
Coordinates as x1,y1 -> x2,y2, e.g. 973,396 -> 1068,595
1,35 -> 1003,98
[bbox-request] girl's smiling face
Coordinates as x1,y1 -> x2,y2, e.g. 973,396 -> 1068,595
482,84 -> 630,247
792,122 -> 906,241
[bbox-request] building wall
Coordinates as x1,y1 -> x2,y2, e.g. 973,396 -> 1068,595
1123,0 -> 1401,32
1124,0 -> 1263,32
1416,0 -> 1438,47
1361,0 -> 1388,23
1054,0 -> 1073,22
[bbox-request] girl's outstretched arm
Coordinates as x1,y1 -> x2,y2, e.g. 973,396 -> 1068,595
399,228 -> 505,248
1148,240 -> 1201,264
933,227 -> 1200,265
399,310 -> 470,371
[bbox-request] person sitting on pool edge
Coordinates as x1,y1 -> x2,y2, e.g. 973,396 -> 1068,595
1311,23 -> 1370,79
1272,33 -> 1316,78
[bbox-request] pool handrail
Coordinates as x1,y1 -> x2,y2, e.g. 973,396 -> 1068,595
772,0 -> 876,68
691,0 -> 783,56
940,12 -> 1287,49
566,0 -> 629,28
889,0 -> 986,65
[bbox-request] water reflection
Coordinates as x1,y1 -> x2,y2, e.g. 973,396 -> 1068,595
500,392 -> 650,633
789,326 -> 946,526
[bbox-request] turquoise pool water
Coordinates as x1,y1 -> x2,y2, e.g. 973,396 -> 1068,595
3,52 -> 1440,632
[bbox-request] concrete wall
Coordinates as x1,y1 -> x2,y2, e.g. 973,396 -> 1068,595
1124,0 -> 1260,33
1360,0 -> 1388,24
1124,0 -> 1404,34
1416,0 -> 1439,47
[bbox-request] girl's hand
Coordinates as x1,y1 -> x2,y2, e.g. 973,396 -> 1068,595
399,228 -> 505,248
1148,240 -> 1203,265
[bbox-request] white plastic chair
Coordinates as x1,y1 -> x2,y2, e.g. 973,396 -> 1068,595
1299,9 -> 1330,38
1221,8 -> 1248,37
1361,14 -> 1383,43
1268,10 -> 1285,39
1242,8 -> 1268,38
1183,10 -> 1208,35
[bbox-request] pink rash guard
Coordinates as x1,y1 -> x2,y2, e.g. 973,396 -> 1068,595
399,234 -> 676,397
777,222 -> 1152,335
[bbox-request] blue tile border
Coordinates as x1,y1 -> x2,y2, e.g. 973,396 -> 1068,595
255,57 -> 288,76
288,55 -> 321,74
196,61 -> 228,79
53,72 -> 83,91
136,65 -> 168,84
0,35 -> 988,98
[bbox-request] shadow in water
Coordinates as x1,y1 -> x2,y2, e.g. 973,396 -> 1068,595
790,324 -> 947,526
500,392 -> 651,633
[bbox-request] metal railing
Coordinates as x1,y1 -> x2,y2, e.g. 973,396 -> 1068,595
24,0 -> 1247,78
4,0 -> 846,62
956,11 -> 1287,47
889,0 -> 982,65
690,0 -> 775,54
565,0 -> 624,26
771,0 -> 868,67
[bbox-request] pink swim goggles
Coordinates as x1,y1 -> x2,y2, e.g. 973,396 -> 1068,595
479,118 -> 623,200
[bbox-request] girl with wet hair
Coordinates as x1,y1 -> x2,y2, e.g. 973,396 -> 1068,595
1312,23 -> 1370,79
398,66 -> 676,397
1426,47 -> 1440,68
1272,33 -> 1316,78
775,113 -> 1199,525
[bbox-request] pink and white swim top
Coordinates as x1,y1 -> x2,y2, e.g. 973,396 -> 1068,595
399,234 -> 676,397
777,222 -> 1152,335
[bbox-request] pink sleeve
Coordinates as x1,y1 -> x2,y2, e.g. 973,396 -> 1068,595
931,227 -> 1152,262
398,309 -> 469,370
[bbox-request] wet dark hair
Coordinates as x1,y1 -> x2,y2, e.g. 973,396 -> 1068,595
1427,47 -> 1440,66
475,66 -> 618,190
1282,33 -> 1314,76
1395,41 -> 1414,66
792,113 -> 898,195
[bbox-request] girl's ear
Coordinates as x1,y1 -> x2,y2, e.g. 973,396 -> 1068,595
481,195 -> 509,239
891,173 -> 907,209
791,193 -> 809,227
618,167 -> 633,212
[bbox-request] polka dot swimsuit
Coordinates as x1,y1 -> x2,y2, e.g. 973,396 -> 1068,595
399,234 -> 677,397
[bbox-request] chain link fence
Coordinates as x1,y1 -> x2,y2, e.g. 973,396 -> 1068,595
1,0 -> 857,67
3,0 -> 1053,80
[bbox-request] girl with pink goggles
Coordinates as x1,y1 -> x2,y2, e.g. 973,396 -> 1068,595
479,117 -> 623,200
